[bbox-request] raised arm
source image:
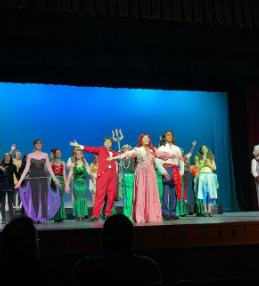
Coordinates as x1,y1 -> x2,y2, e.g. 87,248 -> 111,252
189,140 -> 197,155
69,140 -> 100,155
10,144 -> 16,155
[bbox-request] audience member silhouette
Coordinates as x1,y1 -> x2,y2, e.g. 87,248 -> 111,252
72,214 -> 163,286
1,217 -> 69,286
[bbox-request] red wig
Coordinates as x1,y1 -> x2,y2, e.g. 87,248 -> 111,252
136,134 -> 156,153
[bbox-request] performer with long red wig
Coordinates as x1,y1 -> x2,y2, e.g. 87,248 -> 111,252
107,134 -> 183,223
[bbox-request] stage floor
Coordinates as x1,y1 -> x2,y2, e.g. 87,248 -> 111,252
0,212 -> 259,231
1,212 -> 259,255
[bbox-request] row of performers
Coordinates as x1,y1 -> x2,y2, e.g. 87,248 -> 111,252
1,131 -> 219,223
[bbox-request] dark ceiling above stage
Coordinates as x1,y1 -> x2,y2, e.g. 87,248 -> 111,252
0,0 -> 259,90
1,0 -> 259,27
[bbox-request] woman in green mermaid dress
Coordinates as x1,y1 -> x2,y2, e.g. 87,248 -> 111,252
50,149 -> 68,222
66,150 -> 91,221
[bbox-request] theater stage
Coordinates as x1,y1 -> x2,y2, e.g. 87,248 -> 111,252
1,212 -> 259,256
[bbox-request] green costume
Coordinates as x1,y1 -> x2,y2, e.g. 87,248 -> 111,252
73,165 -> 88,217
121,158 -> 135,220
122,173 -> 135,219
155,169 -> 163,205
176,177 -> 189,216
192,177 -> 205,216
50,175 -> 67,221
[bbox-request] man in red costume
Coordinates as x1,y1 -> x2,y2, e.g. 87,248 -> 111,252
69,137 -> 123,221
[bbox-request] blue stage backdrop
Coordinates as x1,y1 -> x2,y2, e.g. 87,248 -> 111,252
0,83 -> 238,211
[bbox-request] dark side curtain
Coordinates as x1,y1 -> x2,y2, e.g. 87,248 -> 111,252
246,88 -> 259,210
228,89 -> 253,211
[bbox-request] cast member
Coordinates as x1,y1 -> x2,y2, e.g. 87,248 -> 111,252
251,145 -> 259,208
154,157 -> 169,205
108,134 -> 182,223
67,146 -> 79,203
13,149 -> 22,209
100,160 -> 118,220
180,140 -> 197,202
89,155 -> 98,205
0,153 -> 20,224
120,144 -> 135,219
158,130 -> 184,220
69,137 -> 124,222
15,139 -> 61,223
190,157 -> 204,216
194,145 -> 218,217
66,150 -> 91,221
50,149 -> 67,222
18,154 -> 30,193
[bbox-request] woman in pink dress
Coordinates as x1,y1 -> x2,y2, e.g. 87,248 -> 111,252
107,134 -> 180,223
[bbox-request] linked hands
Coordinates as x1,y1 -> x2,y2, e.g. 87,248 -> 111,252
169,154 -> 186,162
56,179 -> 61,187
106,154 -> 125,161
163,173 -> 171,180
15,180 -> 21,189
65,185 -> 70,193
106,157 -> 113,161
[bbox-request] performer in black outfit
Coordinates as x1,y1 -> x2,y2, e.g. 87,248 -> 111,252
0,153 -> 20,224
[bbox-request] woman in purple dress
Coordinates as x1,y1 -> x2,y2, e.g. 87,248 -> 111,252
15,139 -> 61,223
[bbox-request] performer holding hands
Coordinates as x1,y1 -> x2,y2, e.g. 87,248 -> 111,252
158,130 -> 185,220
66,150 -> 91,221
15,139 -> 61,223
107,134 -> 184,223
89,155 -> 98,205
50,149 -> 68,222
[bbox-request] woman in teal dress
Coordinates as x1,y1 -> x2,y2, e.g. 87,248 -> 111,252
50,149 -> 67,222
66,150 -> 91,221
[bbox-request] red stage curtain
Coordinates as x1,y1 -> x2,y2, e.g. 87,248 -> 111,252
246,88 -> 259,210
0,0 -> 259,27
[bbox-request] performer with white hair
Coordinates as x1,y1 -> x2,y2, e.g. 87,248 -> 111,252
251,145 -> 259,207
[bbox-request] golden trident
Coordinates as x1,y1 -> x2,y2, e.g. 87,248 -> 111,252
112,129 -> 124,151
